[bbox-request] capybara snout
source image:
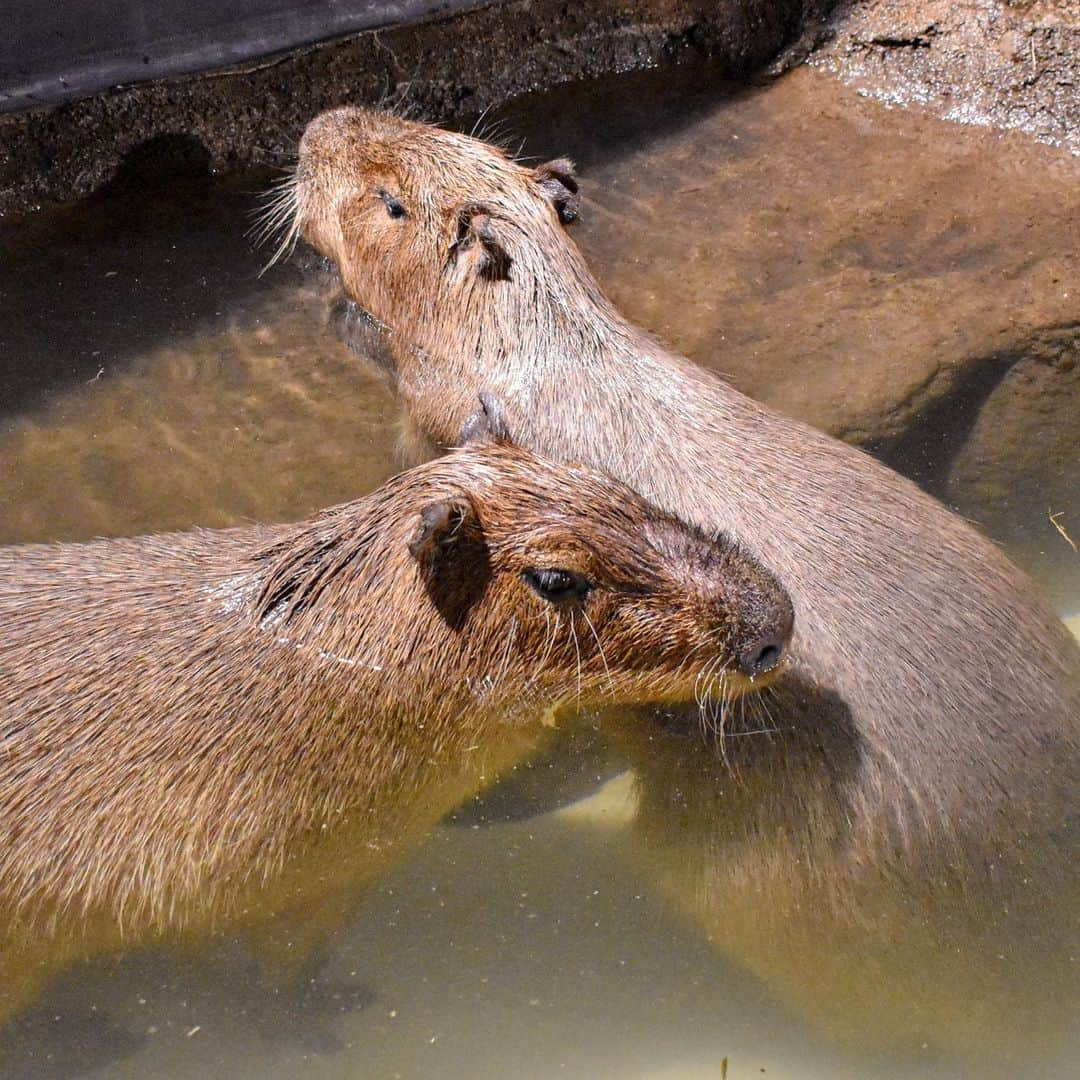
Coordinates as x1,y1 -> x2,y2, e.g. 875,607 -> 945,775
635,517 -> 794,684
718,554 -> 794,680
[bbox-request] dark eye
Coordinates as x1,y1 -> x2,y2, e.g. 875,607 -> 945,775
377,190 -> 407,219
523,568 -> 591,603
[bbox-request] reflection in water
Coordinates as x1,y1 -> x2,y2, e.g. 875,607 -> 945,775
0,58 -> 1076,1080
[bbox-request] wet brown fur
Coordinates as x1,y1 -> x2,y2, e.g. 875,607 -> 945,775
599,691 -> 1076,1064
0,441 -> 789,1024
293,108 -> 1080,1058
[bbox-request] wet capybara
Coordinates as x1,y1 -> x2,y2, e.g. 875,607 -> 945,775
291,107 -> 1079,1056
0,420 -> 791,1028
591,682 -> 1077,1065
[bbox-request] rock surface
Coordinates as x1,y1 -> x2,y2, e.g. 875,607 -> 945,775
808,0 -> 1080,152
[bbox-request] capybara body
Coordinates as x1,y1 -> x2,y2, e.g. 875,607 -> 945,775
598,688 -> 1077,1064
293,107 -> 1079,1057
0,439 -> 790,1025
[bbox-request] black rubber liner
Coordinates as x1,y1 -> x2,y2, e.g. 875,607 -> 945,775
2,1 -> 490,113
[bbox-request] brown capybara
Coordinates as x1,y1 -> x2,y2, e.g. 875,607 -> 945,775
291,107 -> 1080,1058
0,417 -> 791,1029
592,687 -> 1076,1066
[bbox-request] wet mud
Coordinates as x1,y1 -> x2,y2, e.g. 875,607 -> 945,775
809,0 -> 1080,152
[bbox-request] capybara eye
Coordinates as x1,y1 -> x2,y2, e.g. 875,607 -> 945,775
377,190 -> 407,219
523,567 -> 591,603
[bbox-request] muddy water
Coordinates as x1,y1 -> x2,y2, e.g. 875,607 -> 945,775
0,61 -> 1077,1078
0,176 -> 402,541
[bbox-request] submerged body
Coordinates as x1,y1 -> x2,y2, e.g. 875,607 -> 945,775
293,107 -> 1080,1057
0,438 -> 789,1026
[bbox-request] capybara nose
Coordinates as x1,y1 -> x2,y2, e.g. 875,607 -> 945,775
739,633 -> 785,677
737,597 -> 794,679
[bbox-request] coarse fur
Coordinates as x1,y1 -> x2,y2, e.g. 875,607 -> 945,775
290,107 -> 1080,1058
0,439 -> 789,1026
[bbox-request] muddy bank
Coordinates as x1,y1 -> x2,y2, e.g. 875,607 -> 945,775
807,0 -> 1079,152
0,0 -> 814,219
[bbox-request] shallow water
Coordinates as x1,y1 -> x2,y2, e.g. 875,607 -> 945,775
0,60 -> 1077,1079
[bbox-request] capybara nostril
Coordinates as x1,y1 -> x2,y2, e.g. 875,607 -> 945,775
740,634 -> 785,678
738,595 -> 794,678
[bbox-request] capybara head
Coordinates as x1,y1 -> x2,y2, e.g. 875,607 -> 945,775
292,107 -> 590,363
260,413 -> 792,714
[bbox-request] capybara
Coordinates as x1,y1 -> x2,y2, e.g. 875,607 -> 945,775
291,107 -> 1079,1058
0,418 -> 790,1030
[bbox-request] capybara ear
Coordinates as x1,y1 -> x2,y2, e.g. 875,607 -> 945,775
534,158 -> 579,225
408,495 -> 478,569
455,203 -> 513,281
459,391 -> 512,446
409,493 -> 491,625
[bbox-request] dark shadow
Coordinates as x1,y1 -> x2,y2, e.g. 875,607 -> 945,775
228,943 -> 376,1055
868,350 -> 1015,500
0,961 -> 148,1080
610,672 -> 864,857
0,929 -> 378,1074
101,132 -> 212,196
446,722 -> 627,825
449,668 -> 863,840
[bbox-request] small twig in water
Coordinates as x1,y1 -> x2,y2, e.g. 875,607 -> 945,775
1049,510 -> 1078,552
